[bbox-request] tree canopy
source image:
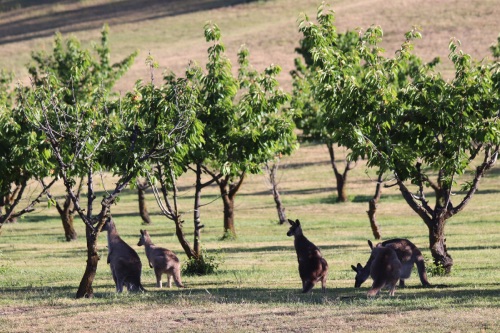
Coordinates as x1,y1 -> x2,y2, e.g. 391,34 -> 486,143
296,4 -> 500,271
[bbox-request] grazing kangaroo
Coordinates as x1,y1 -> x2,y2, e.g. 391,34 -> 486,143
137,229 -> 184,288
367,244 -> 402,296
102,217 -> 145,292
351,238 -> 431,288
287,219 -> 328,293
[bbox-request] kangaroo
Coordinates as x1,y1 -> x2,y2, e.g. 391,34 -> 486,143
366,244 -> 401,296
287,219 -> 328,293
351,238 -> 431,288
101,217 -> 145,292
137,229 -> 184,288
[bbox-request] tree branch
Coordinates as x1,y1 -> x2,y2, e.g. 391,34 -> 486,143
200,164 -> 224,188
395,175 -> 433,227
9,178 -> 57,220
229,172 -> 246,198
450,145 -> 498,217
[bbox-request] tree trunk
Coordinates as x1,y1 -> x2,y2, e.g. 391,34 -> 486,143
137,182 -> 152,225
221,190 -> 236,239
327,142 -> 351,202
57,195 -> 77,241
273,187 -> 287,225
218,174 -> 244,240
335,173 -> 348,202
75,225 -> 99,298
428,216 -> 453,274
60,206 -> 77,241
397,174 -> 454,273
366,173 -> 383,240
173,214 -> 197,259
0,206 -> 17,224
193,163 -> 203,257
1,194 -> 18,223
265,162 -> 287,224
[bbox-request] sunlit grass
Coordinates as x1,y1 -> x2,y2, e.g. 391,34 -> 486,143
1,143 -> 499,332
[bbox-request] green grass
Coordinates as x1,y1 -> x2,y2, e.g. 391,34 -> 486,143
1,143 -> 499,332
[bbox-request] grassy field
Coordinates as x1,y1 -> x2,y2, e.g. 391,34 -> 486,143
1,143 -> 499,332
1,0 -> 500,332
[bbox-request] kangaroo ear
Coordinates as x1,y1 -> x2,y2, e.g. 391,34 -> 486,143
368,240 -> 374,250
140,229 -> 144,235
351,265 -> 358,273
295,219 -> 300,226
357,263 -> 363,269
287,219 -> 294,225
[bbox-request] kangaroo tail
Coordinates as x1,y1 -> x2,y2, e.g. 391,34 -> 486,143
174,270 -> 185,288
415,254 -> 431,287
128,280 -> 147,292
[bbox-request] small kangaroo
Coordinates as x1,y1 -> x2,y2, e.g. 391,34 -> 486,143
351,238 -> 431,288
137,229 -> 184,288
287,219 -> 328,293
367,244 -> 402,296
102,217 -> 145,292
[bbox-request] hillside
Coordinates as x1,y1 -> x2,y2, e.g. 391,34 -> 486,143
0,0 -> 499,92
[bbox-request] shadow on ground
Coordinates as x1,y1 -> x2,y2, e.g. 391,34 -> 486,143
1,283 -> 499,308
0,0 -> 257,45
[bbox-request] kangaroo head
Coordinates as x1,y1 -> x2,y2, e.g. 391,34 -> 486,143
351,263 -> 369,287
350,240 -> 378,287
101,217 -> 113,232
286,219 -> 302,237
137,229 -> 148,246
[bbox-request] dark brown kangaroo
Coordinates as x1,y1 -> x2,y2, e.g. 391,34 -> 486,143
287,219 -> 328,293
351,239 -> 431,288
138,229 -> 184,288
367,244 -> 401,296
102,218 -> 145,292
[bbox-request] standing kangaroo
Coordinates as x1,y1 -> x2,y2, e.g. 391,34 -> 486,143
102,218 -> 145,292
287,219 -> 328,293
366,244 -> 402,296
351,238 -> 431,288
137,229 -> 184,288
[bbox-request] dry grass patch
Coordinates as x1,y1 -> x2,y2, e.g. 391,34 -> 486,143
1,0 -> 498,91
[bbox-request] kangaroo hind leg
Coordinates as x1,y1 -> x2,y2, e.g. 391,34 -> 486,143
320,275 -> 327,293
155,269 -> 163,288
388,283 -> 397,296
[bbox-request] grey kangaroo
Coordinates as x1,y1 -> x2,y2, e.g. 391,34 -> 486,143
287,219 -> 328,293
137,229 -> 184,288
102,217 -> 145,292
351,238 -> 431,288
366,244 -> 402,296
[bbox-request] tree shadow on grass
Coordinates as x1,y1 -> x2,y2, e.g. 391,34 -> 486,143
1,282 -> 498,308
0,0 -> 260,45
448,245 -> 500,251
220,244 -> 358,254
